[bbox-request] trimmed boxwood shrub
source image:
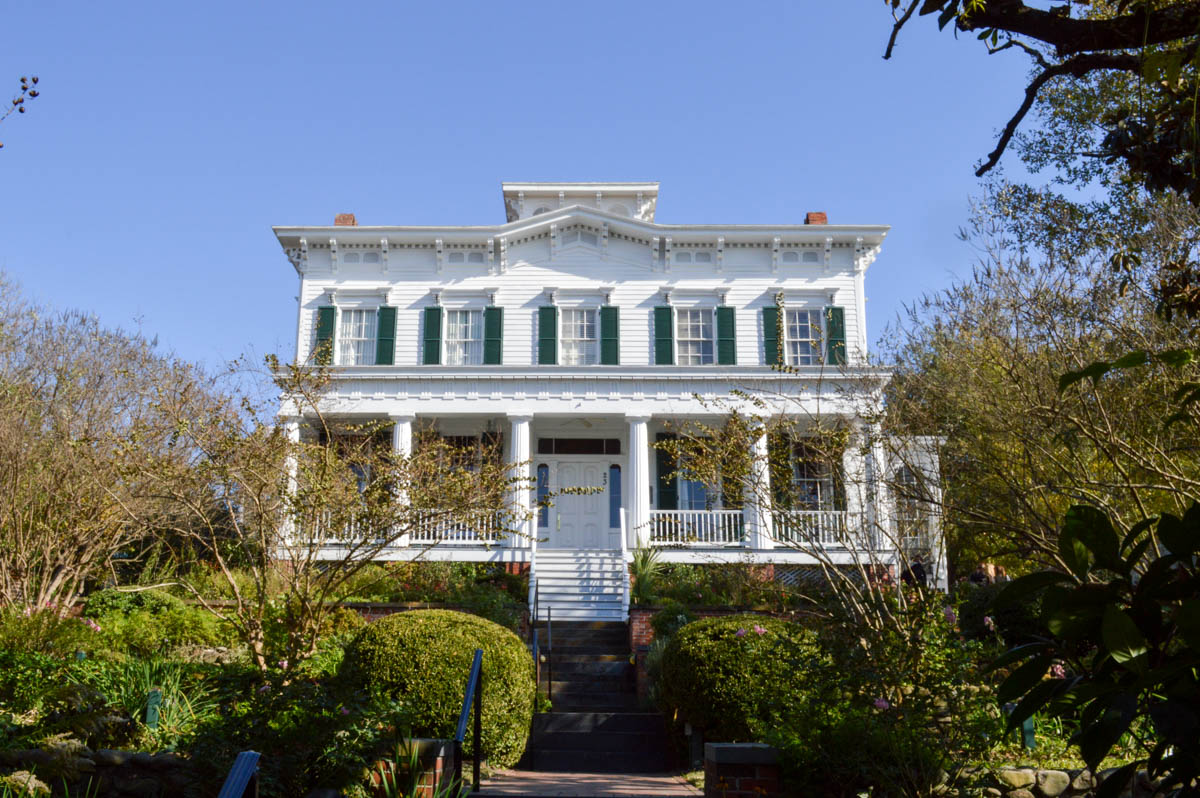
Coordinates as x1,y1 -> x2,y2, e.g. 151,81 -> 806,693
658,613 -> 817,742
342,609 -> 535,767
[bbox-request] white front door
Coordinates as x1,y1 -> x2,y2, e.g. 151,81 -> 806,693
551,459 -> 606,549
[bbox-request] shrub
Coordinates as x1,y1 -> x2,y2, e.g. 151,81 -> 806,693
0,608 -> 94,656
81,588 -> 183,618
342,609 -> 535,767
92,605 -> 234,657
957,581 -> 1042,645
650,602 -> 696,640
658,614 -> 817,741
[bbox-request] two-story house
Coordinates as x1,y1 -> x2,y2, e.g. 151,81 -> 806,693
273,182 -> 944,620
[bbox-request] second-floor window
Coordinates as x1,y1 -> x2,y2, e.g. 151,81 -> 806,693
560,309 -> 598,365
446,309 -> 483,365
676,308 -> 714,366
338,309 -> 377,365
785,309 -> 823,366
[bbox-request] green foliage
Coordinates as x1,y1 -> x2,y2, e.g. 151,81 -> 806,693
629,548 -> 662,605
652,564 -> 804,609
90,606 -> 235,657
657,614 -> 817,741
991,502 -> 1200,797
649,603 -> 696,640
0,609 -> 93,656
342,609 -> 535,768
762,592 -> 1002,797
80,588 -> 184,618
957,581 -> 1043,646
0,651 -> 76,714
366,738 -> 466,798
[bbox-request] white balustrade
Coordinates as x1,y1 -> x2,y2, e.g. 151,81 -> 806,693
772,510 -> 867,549
648,509 -> 746,546
410,509 -> 506,545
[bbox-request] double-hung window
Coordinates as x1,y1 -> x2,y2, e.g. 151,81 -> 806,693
676,308 -> 714,366
560,309 -> 598,365
792,444 -> 838,511
445,309 -> 483,365
338,309 -> 377,366
784,309 -> 823,366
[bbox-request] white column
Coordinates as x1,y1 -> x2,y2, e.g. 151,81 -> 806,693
627,415 -> 651,549
508,414 -> 533,549
283,417 -> 301,543
745,427 -> 774,550
843,423 -> 872,552
389,415 -> 414,544
390,414 -> 414,458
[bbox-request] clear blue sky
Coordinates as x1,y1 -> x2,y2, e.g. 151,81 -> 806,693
2,1 -> 1035,370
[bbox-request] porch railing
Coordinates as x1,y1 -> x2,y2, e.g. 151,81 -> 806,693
649,509 -> 746,546
410,510 -> 505,545
773,510 -> 867,549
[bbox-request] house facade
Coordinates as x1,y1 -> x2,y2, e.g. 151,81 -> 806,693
273,182 -> 944,620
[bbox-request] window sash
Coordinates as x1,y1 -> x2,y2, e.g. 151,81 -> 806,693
445,310 -> 483,365
337,308 -> 377,366
560,308 -> 598,366
784,309 -> 823,366
676,308 -> 714,366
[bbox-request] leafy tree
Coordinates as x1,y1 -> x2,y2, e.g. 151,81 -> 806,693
885,1 -> 1200,203
991,502 -> 1200,797
123,357 -> 531,673
0,273 -> 210,611
883,183 -> 1200,575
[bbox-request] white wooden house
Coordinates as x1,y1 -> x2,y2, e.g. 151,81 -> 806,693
273,182 -> 944,620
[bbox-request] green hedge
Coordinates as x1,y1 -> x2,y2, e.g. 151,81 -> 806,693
658,614 -> 817,741
342,609 -> 535,768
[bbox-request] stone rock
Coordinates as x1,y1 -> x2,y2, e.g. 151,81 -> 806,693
1037,769 -> 1070,797
1070,770 -> 1095,791
94,749 -> 132,766
129,752 -> 154,767
1008,790 -> 1036,798
149,752 -> 187,770
982,789 -> 1002,797
70,757 -> 97,774
113,775 -> 161,798
997,769 -> 1036,789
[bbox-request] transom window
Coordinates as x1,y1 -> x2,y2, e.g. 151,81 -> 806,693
560,309 -> 598,365
785,309 -> 823,366
445,309 -> 483,365
676,308 -> 714,366
337,309 -> 377,365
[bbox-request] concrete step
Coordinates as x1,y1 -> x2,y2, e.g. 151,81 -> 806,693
531,712 -> 666,734
550,693 -> 642,712
525,749 -> 674,774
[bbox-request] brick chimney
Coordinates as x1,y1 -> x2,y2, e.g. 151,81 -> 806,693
804,212 -> 827,225
334,213 -> 357,226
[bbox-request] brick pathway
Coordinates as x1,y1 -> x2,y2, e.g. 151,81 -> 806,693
478,769 -> 701,797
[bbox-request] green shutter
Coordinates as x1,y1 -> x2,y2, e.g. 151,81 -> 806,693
825,306 -> 846,366
483,306 -> 503,365
762,305 -> 780,367
538,306 -> 557,365
767,432 -> 792,510
653,306 -> 674,365
375,306 -> 396,365
422,307 -> 442,365
716,306 -> 736,365
599,305 -> 620,365
655,433 -> 678,511
314,306 -> 335,365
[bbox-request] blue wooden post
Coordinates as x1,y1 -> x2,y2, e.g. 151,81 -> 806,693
145,689 -> 162,731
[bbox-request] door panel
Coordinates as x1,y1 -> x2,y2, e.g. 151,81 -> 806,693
551,460 -> 608,549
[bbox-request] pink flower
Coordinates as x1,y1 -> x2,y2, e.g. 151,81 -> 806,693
753,625 -> 767,636
943,606 -> 957,625
735,628 -> 747,637
340,707 -> 351,716
1049,663 -> 1066,679
278,659 -> 288,670
873,698 -> 890,710
983,616 -> 996,632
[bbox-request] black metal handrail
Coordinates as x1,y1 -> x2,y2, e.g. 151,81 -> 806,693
531,628 -> 541,705
216,751 -> 260,798
454,648 -> 483,795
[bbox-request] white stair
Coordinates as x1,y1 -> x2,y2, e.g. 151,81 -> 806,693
533,550 -> 628,621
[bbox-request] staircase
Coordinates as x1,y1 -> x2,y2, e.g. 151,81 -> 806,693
532,550 -> 626,622
523,621 -> 675,774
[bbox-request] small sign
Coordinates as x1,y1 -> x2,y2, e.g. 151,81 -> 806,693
146,689 -> 162,730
